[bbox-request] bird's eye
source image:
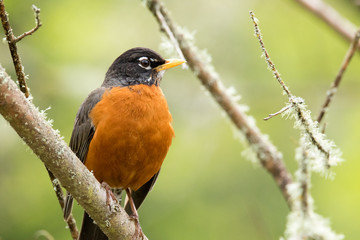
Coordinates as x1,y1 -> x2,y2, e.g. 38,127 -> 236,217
139,57 -> 150,69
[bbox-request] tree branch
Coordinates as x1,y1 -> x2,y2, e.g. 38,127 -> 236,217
0,66 -> 147,240
297,146 -> 311,217
15,5 -> 42,42
250,11 -> 343,171
264,104 -> 292,121
247,7 -> 346,239
153,5 -> 186,65
317,29 -> 360,124
145,0 -> 293,207
47,169 -> 79,240
0,1 -> 41,98
295,0 -> 360,51
250,12 -> 292,99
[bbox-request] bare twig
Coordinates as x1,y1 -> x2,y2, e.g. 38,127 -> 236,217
250,11 -> 343,170
317,29 -> 360,124
264,104 -> 292,121
146,0 -> 293,207
299,150 -> 310,216
295,0 -> 360,52
0,1 -> 42,98
154,6 -> 186,65
15,5 -> 42,42
47,170 -> 79,240
250,12 -> 292,99
0,66 -> 147,240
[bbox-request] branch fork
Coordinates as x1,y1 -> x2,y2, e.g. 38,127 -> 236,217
0,1 -> 42,98
15,5 -> 42,42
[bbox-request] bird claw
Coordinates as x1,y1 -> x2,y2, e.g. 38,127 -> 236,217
129,214 -> 144,240
101,182 -> 118,209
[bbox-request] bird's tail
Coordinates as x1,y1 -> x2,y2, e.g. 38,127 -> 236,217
63,192 -> 74,221
78,188 -> 123,240
79,212 -> 108,240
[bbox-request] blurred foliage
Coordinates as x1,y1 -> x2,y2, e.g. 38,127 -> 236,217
0,0 -> 359,239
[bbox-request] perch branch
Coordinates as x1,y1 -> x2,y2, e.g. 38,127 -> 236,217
0,66 -> 147,240
0,1 -> 42,98
317,29 -> 360,124
295,0 -> 360,52
146,0 -> 293,207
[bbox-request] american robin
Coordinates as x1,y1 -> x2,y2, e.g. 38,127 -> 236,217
63,47 -> 185,240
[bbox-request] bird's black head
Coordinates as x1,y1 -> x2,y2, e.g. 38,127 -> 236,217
103,47 -> 185,87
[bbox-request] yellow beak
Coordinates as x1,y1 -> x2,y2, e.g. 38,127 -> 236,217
155,59 -> 186,71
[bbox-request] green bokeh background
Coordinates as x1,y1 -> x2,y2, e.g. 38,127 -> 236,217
0,0 -> 359,239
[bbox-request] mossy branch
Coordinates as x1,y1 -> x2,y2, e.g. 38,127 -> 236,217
145,0 -> 293,208
250,11 -> 342,171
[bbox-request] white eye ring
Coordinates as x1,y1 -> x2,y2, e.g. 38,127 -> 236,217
138,57 -> 151,70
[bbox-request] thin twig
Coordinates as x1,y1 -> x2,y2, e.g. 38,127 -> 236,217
264,104 -> 291,121
154,6 -> 186,66
295,0 -> 359,52
317,29 -> 360,124
0,1 -> 42,98
299,150 -> 310,216
146,0 -> 293,207
250,11 -> 342,169
250,12 -> 292,98
15,5 -> 42,42
47,170 -> 79,240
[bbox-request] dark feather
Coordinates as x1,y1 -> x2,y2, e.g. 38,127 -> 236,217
63,87 -> 106,221
79,212 -> 108,240
125,170 -> 160,213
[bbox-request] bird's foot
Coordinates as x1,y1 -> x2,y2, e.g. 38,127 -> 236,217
129,214 -> 144,240
125,188 -> 144,239
101,182 -> 118,209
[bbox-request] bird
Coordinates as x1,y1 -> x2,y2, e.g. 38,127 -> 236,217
63,47 -> 185,240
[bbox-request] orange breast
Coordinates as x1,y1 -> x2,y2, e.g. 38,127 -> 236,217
85,85 -> 174,191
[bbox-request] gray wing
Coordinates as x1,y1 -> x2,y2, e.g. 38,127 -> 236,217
63,87 -> 107,221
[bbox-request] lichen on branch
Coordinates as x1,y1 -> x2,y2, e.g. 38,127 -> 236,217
250,11 -> 343,173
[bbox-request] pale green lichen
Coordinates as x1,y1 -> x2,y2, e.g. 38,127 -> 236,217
284,180 -> 344,240
282,97 -> 343,175
68,169 -> 76,179
105,219 -> 111,228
